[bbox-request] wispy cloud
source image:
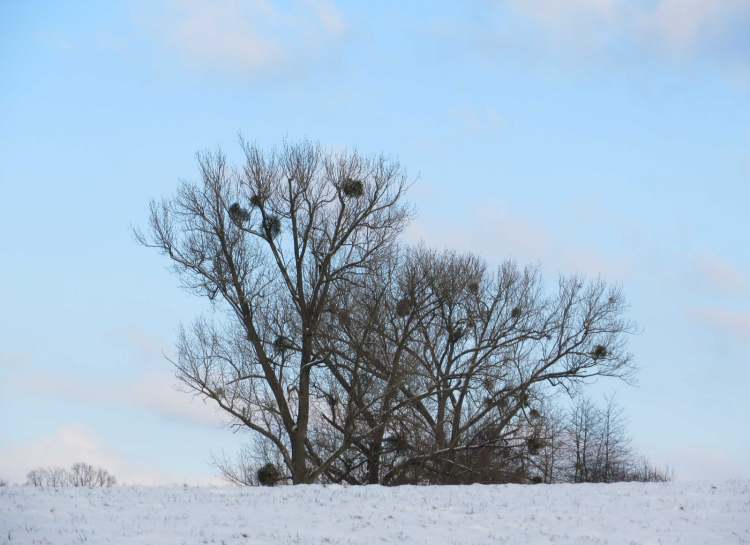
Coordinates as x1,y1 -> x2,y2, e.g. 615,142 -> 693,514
0,425 -> 221,485
689,307 -> 750,342
500,0 -> 750,60
3,362 -> 227,429
694,254 -> 747,294
406,205 -> 631,280
643,0 -> 750,53
0,351 -> 32,370
0,425 -> 125,484
131,372 -> 228,428
508,0 -> 619,31
152,0 -> 347,76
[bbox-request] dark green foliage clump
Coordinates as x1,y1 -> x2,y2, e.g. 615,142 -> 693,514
384,433 -> 410,452
228,202 -> 250,225
527,436 -> 544,455
263,215 -> 281,239
395,297 -> 412,317
341,178 -> 364,198
591,344 -> 608,360
250,193 -> 265,208
257,463 -> 282,486
273,335 -> 292,354
516,391 -> 529,407
448,326 -> 464,344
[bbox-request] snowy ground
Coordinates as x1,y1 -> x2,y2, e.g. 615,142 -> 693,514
1,481 -> 748,544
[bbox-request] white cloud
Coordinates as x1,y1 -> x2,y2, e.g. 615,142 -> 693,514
117,326 -> 173,364
503,0 -> 750,57
508,0 -> 619,29
305,0 -> 347,35
0,425 -> 223,485
3,362 -> 227,429
156,0 -> 347,75
0,425 -> 144,484
644,0 -> 750,52
690,307 -> 750,341
131,372 -> 229,428
406,205 -> 631,280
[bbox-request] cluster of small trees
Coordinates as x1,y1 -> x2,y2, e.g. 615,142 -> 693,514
26,463 -> 116,488
138,140 -> 661,485
531,397 -> 671,483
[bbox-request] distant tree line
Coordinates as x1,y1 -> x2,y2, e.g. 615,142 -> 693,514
527,397 -> 670,484
26,463 -> 116,488
138,139 -> 667,485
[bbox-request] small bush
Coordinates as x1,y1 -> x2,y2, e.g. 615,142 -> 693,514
257,463 -> 282,486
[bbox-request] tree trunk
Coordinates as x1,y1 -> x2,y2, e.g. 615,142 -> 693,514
366,442 -> 381,484
291,341 -> 312,484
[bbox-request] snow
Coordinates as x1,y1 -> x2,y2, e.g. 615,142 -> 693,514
1,481 -> 748,544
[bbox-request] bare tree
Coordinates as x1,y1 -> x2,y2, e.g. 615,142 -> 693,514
26,464 -> 116,488
303,248 -> 635,485
568,397 -> 599,482
70,462 -> 98,487
528,403 -> 566,484
310,246 -> 437,484
25,469 -> 44,487
137,140 -> 411,483
369,250 -> 634,485
552,397 -> 671,483
26,467 -> 68,488
94,467 -> 117,488
136,139 -> 657,487
213,434 -> 289,486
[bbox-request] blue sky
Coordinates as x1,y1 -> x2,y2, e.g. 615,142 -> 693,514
1,0 -> 748,484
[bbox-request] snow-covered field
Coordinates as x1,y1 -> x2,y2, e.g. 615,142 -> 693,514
1,481 -> 748,544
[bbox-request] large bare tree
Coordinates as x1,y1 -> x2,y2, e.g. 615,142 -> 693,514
137,139 -> 647,486
304,248 -> 636,485
137,140 -> 411,483
383,251 -> 635,484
